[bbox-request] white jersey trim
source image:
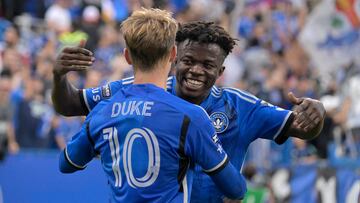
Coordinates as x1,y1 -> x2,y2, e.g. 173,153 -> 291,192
211,87 -> 221,97
225,87 -> 258,100
122,76 -> 173,85
203,154 -> 228,173
273,111 -> 292,141
122,76 -> 134,82
122,79 -> 134,85
182,174 -> 188,203
223,89 -> 257,104
65,147 -> 86,169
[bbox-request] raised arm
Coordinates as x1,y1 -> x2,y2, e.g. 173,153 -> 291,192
286,92 -> 326,140
52,41 -> 94,116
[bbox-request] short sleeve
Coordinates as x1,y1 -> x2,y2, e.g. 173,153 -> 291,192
243,100 -> 293,144
185,116 -> 229,175
64,122 -> 96,169
80,80 -> 124,112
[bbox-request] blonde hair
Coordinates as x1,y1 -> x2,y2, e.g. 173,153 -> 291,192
121,8 -> 178,71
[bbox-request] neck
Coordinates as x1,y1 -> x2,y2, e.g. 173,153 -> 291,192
133,62 -> 170,89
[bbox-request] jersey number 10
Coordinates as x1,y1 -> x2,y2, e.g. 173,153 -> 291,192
103,127 -> 161,188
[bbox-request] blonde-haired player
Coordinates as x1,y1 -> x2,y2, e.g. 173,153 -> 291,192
59,8 -> 247,202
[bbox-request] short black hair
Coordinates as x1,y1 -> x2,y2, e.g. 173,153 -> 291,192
176,21 -> 237,56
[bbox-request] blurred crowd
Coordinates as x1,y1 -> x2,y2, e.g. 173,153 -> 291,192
0,0 -> 359,182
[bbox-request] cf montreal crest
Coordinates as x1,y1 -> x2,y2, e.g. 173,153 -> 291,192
210,112 -> 229,133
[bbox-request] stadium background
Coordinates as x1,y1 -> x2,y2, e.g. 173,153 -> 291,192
0,0 -> 359,202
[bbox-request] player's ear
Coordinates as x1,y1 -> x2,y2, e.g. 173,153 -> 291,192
218,66 -> 225,77
124,48 -> 132,65
169,45 -> 177,63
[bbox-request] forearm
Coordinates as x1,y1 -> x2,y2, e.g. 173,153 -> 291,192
52,73 -> 86,116
210,163 -> 247,200
6,122 -> 17,143
6,122 -> 19,153
59,149 -> 81,173
55,136 -> 66,150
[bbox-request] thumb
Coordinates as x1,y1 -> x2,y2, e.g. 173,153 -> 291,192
78,39 -> 87,48
287,92 -> 303,105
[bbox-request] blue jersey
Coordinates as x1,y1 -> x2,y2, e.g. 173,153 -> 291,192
61,84 -> 246,202
81,77 -> 293,202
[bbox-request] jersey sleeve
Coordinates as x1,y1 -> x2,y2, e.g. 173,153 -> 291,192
59,121 -> 96,173
243,100 -> 294,144
184,115 -> 229,175
80,79 -> 129,113
185,113 -> 247,199
166,76 -> 176,95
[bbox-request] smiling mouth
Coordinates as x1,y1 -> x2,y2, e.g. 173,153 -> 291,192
184,78 -> 204,89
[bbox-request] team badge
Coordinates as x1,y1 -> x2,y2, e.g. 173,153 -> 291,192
210,112 -> 229,133
101,84 -> 111,98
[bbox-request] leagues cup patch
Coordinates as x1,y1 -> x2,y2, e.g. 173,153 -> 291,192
210,112 -> 229,133
101,84 -> 111,98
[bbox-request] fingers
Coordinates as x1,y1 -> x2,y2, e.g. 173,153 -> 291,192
59,53 -> 94,62
55,63 -> 88,72
62,47 -> 93,56
292,98 -> 325,132
294,112 -> 314,131
294,99 -> 311,113
287,92 -> 303,105
58,59 -> 93,66
54,43 -> 95,75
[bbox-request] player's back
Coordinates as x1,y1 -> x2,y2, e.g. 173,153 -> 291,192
87,84 -> 210,203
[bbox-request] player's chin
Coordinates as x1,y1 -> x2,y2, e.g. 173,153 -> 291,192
180,86 -> 203,98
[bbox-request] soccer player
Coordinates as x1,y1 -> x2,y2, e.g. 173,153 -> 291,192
53,22 -> 325,202
58,9 -> 247,202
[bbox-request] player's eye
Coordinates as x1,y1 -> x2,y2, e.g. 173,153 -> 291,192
182,59 -> 192,65
204,63 -> 215,69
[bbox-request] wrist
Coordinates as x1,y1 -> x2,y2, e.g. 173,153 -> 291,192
53,71 -> 67,80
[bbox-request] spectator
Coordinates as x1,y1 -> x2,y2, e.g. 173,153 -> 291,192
44,0 -> 72,35
14,76 -> 54,148
53,116 -> 82,150
0,72 -> 19,158
291,137 -> 318,165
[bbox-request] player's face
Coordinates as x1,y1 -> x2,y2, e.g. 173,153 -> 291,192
175,40 -> 225,104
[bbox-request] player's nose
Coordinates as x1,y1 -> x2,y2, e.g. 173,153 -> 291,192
189,64 -> 204,75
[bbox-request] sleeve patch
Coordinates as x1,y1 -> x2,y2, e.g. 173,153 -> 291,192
101,84 -> 112,98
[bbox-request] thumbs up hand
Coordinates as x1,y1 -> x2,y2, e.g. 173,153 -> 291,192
287,92 -> 326,138
53,39 -> 95,76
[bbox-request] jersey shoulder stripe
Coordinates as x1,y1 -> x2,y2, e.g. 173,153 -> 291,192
211,86 -> 221,97
223,88 -> 258,104
166,76 -> 174,90
122,76 -> 134,85
122,76 -> 173,88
